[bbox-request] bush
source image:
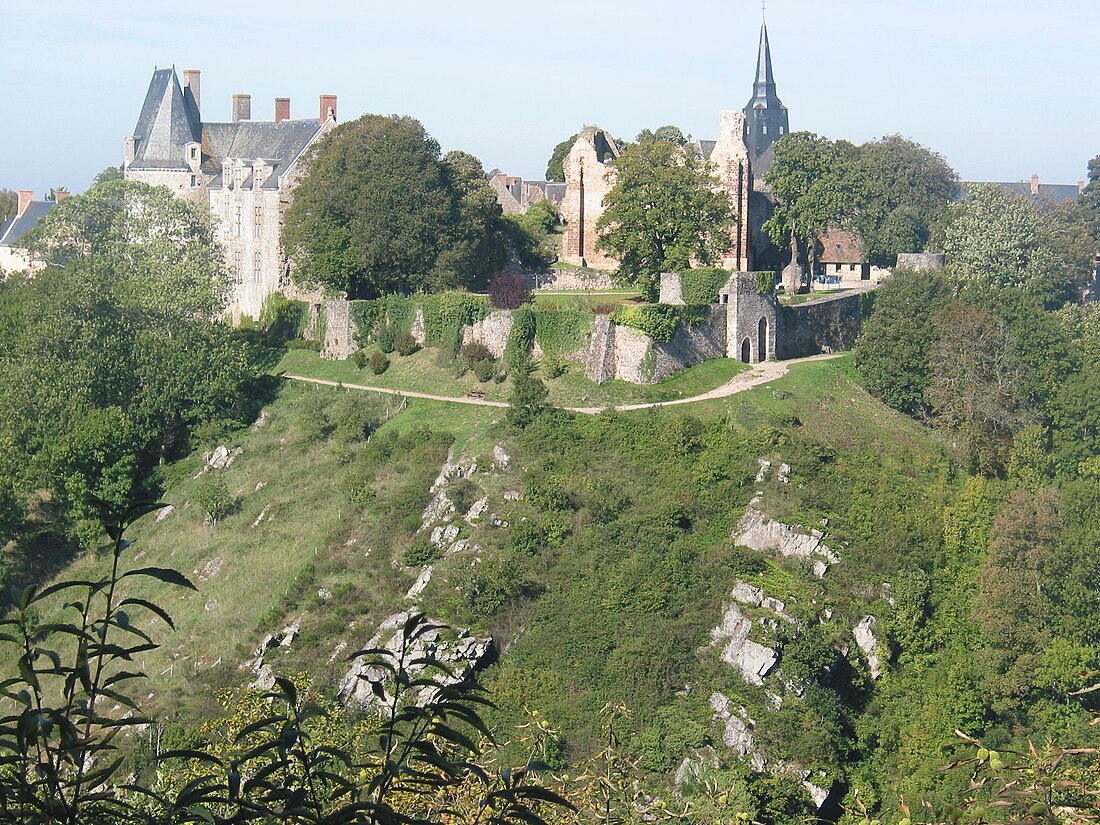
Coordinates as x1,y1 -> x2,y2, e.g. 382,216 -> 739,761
489,273 -> 532,310
330,396 -> 375,444
541,353 -> 567,379
259,293 -> 309,345
195,477 -> 235,526
472,358 -> 497,383
404,540 -> 443,567
368,351 -> 390,375
533,308 -> 592,355
461,341 -> 493,368
376,323 -> 396,353
394,332 -> 419,356
353,349 -> 370,369
449,479 -> 482,515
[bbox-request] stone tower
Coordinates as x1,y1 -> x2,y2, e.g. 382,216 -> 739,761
742,22 -> 789,168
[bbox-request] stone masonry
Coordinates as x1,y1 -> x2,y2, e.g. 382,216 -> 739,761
560,128 -> 620,270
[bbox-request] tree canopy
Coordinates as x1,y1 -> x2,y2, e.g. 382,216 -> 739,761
545,131 -> 581,182
0,189 -> 16,224
595,139 -> 735,300
764,132 -> 959,268
283,115 -> 505,299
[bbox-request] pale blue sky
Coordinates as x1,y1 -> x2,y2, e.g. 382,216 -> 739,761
2,0 -> 1097,197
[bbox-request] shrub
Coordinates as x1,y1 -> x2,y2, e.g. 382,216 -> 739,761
449,479 -> 482,515
353,349 -> 370,369
368,351 -> 390,374
404,540 -> 443,567
472,358 -> 497,383
489,273 -> 532,309
610,304 -> 709,342
330,396 -> 376,444
533,308 -> 592,355
195,477 -> 235,526
504,306 -> 536,372
376,322 -> 397,353
259,293 -> 309,345
541,353 -> 567,379
461,341 -> 493,368
394,331 -> 419,356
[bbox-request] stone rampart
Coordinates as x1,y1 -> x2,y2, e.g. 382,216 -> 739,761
895,253 -> 945,271
534,267 -> 615,291
322,299 -> 359,360
776,292 -> 865,359
461,310 -> 514,357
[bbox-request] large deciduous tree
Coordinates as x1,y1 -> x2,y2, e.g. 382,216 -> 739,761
595,139 -> 735,300
0,189 -> 16,224
282,114 -> 504,299
545,131 -> 581,182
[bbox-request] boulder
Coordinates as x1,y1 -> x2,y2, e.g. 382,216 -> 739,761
853,615 -> 882,678
709,602 -> 778,685
732,499 -> 839,578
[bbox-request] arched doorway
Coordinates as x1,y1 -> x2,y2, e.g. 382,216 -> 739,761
741,338 -> 751,363
758,317 -> 768,361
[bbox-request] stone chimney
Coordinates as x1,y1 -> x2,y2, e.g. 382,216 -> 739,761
54,191 -> 71,203
275,98 -> 290,124
1030,174 -> 1040,196
183,69 -> 201,112
319,94 -> 337,122
1079,180 -> 1087,194
233,94 -> 252,123
17,191 -> 33,217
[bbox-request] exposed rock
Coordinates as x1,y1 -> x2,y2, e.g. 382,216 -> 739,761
446,540 -> 482,557
465,497 -> 489,524
251,506 -> 270,528
802,778 -> 830,809
493,444 -> 511,471
207,445 -> 243,470
503,490 -> 523,501
853,615 -> 882,679
430,524 -> 460,549
204,600 -> 218,611
405,566 -> 433,599
778,464 -> 792,484
317,587 -> 332,601
709,602 -> 778,686
709,694 -> 765,771
420,492 -> 454,530
155,505 -> 175,522
252,663 -> 276,691
490,514 -> 508,528
732,499 -> 839,578
337,612 -> 492,710
755,459 -> 772,483
255,481 -> 267,492
429,450 -> 473,494
250,409 -> 269,431
674,746 -> 721,787
329,640 -> 348,664
196,557 -> 224,582
731,580 -> 765,605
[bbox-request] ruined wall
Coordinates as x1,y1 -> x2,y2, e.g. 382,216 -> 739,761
322,299 -> 359,360
708,111 -> 753,272
895,253 -> 945,271
461,310 -> 514,357
533,267 -> 615,291
776,292 -> 865,359
658,272 -> 686,305
721,272 -> 778,363
560,129 -> 619,270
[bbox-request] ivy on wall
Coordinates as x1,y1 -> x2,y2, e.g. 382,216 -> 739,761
677,268 -> 732,305
610,304 -> 710,343
533,308 -> 593,356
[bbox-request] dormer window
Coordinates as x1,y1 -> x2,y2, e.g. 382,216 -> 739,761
190,146 -> 198,160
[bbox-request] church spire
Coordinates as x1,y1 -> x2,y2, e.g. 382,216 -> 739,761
743,19 -> 789,169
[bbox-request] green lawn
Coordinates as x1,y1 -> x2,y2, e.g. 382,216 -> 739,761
781,288 -> 853,305
275,348 -> 750,409
531,292 -> 643,311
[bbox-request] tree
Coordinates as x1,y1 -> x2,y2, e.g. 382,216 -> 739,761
0,188 -> 16,224
635,125 -> 687,146
92,165 -> 123,187
489,272 -> 531,309
283,114 -> 504,299
943,183 -> 1074,305
546,131 -> 581,181
854,267 -> 953,414
595,139 -> 736,300
854,135 -> 960,264
507,368 -> 550,429
924,302 -> 1033,474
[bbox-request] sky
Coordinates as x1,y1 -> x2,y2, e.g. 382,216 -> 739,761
2,0 -> 1098,197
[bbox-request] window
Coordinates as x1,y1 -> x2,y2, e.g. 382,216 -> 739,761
254,206 -> 262,237
235,205 -> 241,237
233,251 -> 243,282
849,264 -> 856,271
762,125 -> 768,135
253,252 -> 262,282
836,263 -> 843,272
779,127 -> 785,135
190,175 -> 197,187
190,147 -> 198,160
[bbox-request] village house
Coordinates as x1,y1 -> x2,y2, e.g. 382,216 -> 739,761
813,229 -> 890,289
123,67 -> 336,320
0,190 -> 64,275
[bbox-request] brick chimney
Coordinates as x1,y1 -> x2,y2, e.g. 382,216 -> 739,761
54,191 -> 71,203
232,94 -> 252,123
183,69 -> 201,112
17,190 -> 33,217
1030,174 -> 1040,196
319,94 -> 337,122
275,98 -> 290,124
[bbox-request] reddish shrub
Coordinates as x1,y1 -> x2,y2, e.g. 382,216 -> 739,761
489,273 -> 531,310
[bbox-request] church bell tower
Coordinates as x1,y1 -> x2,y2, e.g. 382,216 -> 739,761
743,21 -> 789,168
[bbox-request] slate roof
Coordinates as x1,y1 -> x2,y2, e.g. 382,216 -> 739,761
129,68 -> 323,187
130,68 -> 201,169
976,181 -> 1084,205
817,229 -> 864,264
694,139 -> 717,161
0,201 -> 55,248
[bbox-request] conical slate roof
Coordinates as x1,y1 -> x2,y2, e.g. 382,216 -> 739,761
131,68 -> 202,169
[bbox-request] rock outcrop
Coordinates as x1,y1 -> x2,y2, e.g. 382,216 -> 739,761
709,602 -> 778,686
853,615 -> 882,679
732,498 -> 839,577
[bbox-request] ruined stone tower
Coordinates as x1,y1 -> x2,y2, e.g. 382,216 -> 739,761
742,22 -> 789,171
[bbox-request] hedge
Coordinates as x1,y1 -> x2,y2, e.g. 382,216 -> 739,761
533,308 -> 592,356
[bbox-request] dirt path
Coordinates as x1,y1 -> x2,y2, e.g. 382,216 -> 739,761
282,353 -> 847,415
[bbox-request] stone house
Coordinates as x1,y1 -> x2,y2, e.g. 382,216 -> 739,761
486,171 -> 566,215
813,229 -> 889,289
559,127 -> 621,269
0,190 -> 63,275
123,67 -> 336,320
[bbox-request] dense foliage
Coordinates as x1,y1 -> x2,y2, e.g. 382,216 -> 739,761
764,132 -> 960,269
0,180 -> 258,546
283,115 -> 507,298
609,304 -> 710,343
596,140 -> 736,301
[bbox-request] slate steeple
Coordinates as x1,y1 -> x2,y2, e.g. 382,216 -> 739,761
743,21 -> 789,170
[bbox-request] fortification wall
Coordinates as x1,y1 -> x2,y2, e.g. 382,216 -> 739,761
461,310 -> 514,357
776,292 -> 865,359
322,299 -> 359,359
534,267 -> 615,291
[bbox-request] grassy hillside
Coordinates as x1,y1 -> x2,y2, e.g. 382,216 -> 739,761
41,355 -> 1081,821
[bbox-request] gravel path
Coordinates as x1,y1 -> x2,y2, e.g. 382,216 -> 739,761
282,352 -> 847,415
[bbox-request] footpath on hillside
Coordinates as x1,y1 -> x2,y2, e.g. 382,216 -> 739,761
282,352 -> 846,415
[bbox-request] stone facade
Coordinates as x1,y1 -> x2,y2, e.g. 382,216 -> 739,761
0,191 -> 57,276
532,266 -> 614,291
123,67 -> 335,320
461,310 -> 515,357
895,252 -> 946,271
719,272 -> 778,363
560,128 -> 620,269
706,111 -> 754,272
